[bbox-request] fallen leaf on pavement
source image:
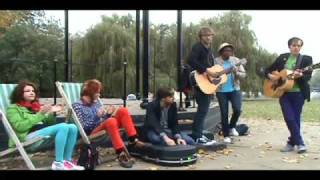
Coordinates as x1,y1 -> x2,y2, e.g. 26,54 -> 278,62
282,157 -> 299,163
149,167 -> 159,170
198,149 -> 205,154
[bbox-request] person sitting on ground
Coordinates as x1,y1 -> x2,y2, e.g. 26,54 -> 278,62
6,80 -> 84,170
144,87 -> 195,146
72,79 -> 145,168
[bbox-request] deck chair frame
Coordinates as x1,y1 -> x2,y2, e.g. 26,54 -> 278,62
55,82 -> 91,145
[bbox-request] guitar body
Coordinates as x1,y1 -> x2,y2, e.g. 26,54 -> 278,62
194,65 -> 227,94
263,69 -> 295,98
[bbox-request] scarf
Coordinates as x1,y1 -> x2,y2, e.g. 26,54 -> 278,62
17,101 -> 41,113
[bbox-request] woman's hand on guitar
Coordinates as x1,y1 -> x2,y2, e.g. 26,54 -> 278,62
232,66 -> 239,73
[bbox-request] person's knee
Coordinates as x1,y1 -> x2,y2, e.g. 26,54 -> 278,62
117,107 -> 129,115
147,131 -> 162,144
57,123 -> 69,133
67,124 -> 78,133
105,118 -> 118,128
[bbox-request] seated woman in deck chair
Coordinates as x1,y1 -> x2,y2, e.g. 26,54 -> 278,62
72,79 -> 145,168
6,80 -> 84,170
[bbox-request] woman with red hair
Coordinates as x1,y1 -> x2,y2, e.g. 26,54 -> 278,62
72,79 -> 144,168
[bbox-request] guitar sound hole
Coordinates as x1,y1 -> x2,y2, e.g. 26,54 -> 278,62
272,79 -> 285,90
211,78 -> 221,85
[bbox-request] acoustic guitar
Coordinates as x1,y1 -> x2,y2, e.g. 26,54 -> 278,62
263,62 -> 320,98
190,58 -> 247,94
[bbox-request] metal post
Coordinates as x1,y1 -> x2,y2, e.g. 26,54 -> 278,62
177,10 -> 185,111
53,59 -> 58,105
153,35 -> 156,95
123,60 -> 127,107
135,10 -> 141,100
65,10 -> 69,82
70,39 -> 73,82
140,10 -> 149,109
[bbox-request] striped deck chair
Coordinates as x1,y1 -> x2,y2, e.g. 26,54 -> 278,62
0,84 -> 45,170
55,82 -> 107,145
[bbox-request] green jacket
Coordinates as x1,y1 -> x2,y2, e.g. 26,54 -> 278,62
6,104 -> 55,148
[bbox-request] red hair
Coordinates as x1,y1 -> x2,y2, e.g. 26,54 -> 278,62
81,79 -> 103,103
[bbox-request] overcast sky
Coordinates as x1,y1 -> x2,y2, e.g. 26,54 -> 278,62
45,10 -> 320,64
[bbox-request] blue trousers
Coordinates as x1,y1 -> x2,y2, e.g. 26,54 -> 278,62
216,90 -> 242,137
279,92 -> 305,146
26,123 -> 78,162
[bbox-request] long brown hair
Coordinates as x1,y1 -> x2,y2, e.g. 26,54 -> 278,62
81,79 -> 103,104
10,80 -> 40,104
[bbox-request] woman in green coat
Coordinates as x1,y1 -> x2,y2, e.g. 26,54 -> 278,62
6,80 -> 84,170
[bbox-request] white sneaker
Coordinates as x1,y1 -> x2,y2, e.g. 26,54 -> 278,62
63,160 -> 85,170
51,161 -> 66,170
229,128 -> 239,136
195,137 -> 216,146
223,137 -> 232,143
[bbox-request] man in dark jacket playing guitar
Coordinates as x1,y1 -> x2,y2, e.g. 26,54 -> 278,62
264,37 -> 313,154
187,26 -> 217,145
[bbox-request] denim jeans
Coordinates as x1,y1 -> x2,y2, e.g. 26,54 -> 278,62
191,87 -> 212,139
147,129 -> 195,145
216,90 -> 242,137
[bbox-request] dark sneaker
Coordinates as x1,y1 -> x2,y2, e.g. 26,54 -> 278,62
280,144 -> 294,152
118,151 -> 133,168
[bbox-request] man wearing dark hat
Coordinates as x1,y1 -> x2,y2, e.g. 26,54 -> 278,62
214,43 -> 246,144
187,26 -> 217,146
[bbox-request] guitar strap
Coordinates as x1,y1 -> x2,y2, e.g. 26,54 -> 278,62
295,54 -> 304,69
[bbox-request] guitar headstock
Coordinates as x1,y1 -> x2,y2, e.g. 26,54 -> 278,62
312,62 -> 320,70
304,62 -> 320,71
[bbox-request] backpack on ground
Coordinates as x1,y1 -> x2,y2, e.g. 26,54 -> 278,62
235,124 -> 249,136
77,144 -> 99,170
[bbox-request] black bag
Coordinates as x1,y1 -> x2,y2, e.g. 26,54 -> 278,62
178,64 -> 193,92
235,124 -> 249,136
77,144 -> 99,170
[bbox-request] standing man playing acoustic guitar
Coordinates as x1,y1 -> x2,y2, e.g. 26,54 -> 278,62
264,37 -> 313,154
214,43 -> 246,143
187,26 -> 217,145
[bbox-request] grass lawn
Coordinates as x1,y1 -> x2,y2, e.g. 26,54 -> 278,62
241,99 -> 320,122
